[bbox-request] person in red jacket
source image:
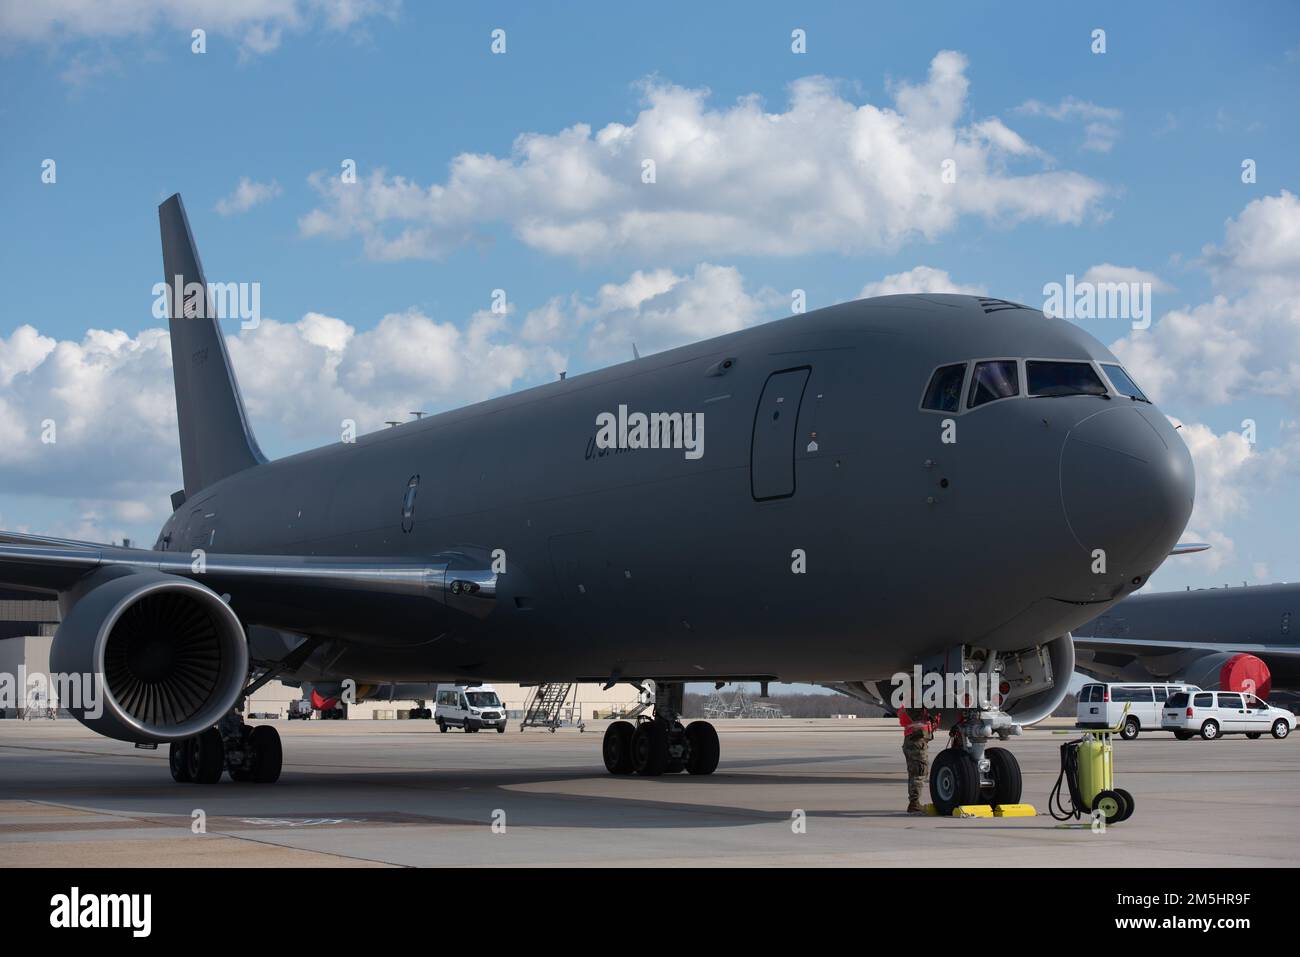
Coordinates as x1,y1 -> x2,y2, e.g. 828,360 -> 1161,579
898,706 -> 941,813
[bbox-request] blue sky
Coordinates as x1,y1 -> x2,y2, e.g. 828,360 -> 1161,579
1,0 -> 1298,596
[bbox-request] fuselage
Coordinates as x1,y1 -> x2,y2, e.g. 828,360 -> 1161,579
152,295 -> 1194,685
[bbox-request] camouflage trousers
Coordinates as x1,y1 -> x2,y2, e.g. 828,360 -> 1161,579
902,733 -> 930,805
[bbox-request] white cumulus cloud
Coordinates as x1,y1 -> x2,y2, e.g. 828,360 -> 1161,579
859,265 -> 986,298
1111,191 -> 1300,406
301,51 -> 1108,262
215,177 -> 282,216
0,0 -> 398,58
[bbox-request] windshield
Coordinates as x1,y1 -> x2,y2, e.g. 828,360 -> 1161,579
1026,361 -> 1108,397
466,692 -> 501,708
968,360 -> 1019,408
1101,364 -> 1149,402
922,363 -> 966,413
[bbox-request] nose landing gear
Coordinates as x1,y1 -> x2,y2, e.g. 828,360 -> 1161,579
929,709 -> 1023,816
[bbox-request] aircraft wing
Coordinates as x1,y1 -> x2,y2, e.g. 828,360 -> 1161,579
0,537 -> 498,628
1073,635 -> 1300,659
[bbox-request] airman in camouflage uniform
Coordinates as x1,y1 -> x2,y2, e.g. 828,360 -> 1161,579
899,707 -> 940,813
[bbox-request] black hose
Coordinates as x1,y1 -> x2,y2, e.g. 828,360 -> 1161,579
1049,739 -> 1084,821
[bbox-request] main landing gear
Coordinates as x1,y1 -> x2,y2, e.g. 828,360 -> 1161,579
168,713 -> 283,784
602,681 -> 720,777
929,708 -> 1023,816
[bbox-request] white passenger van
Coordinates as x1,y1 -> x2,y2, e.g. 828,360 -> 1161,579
1162,690 -> 1296,740
1077,681 -> 1199,739
434,684 -> 507,733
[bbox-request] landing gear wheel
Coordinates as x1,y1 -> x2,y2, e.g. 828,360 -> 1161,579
602,720 -> 635,775
1093,789 -> 1127,825
1113,787 -> 1135,823
1120,717 -> 1140,741
631,721 -> 669,776
1272,719 -> 1290,739
929,749 -> 979,816
249,725 -> 282,783
1200,719 -> 1220,740
685,721 -> 720,775
169,740 -> 194,783
186,727 -> 224,784
437,719 -> 447,733
984,747 -> 1022,805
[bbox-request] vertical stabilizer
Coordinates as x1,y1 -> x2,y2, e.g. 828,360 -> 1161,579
158,193 -> 265,496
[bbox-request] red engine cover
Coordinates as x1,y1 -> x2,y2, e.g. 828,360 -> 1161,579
1219,653 -> 1272,699
310,689 -> 339,711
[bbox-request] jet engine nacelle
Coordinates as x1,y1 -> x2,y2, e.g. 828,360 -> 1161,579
49,568 -> 248,744
998,633 -> 1076,726
1182,651 -> 1272,699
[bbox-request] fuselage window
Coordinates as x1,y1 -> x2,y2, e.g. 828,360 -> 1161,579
1100,363 -> 1149,402
1027,360 -> 1108,398
922,363 -> 966,412
967,360 -> 1019,409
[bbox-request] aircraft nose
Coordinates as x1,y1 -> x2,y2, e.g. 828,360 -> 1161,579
1059,406 -> 1194,572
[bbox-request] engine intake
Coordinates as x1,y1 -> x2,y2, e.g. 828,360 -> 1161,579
50,570 -> 248,743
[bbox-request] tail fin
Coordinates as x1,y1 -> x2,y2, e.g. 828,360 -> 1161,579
159,193 -> 265,497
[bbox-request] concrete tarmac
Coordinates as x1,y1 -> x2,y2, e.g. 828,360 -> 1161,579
1,718 -> 1296,867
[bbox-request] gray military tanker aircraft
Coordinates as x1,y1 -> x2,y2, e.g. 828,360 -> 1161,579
1075,582 -> 1300,702
0,195 -> 1195,813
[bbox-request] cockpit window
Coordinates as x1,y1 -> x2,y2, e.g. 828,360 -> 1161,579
1101,364 -> 1149,402
922,363 -> 966,413
1026,361 -> 1108,398
967,360 -> 1019,408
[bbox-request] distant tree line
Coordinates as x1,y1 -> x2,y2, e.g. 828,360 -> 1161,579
682,691 -> 886,719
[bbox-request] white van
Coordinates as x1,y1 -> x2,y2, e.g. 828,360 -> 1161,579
435,684 -> 507,733
1077,682 -> 1200,739
1162,690 -> 1296,740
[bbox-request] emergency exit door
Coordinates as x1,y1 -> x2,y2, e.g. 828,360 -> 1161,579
750,367 -> 810,500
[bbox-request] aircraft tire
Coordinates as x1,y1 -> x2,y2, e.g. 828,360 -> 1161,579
250,725 -> 282,783
985,746 -> 1022,804
169,740 -> 193,783
603,720 -> 635,775
189,727 -> 224,784
929,748 -> 979,816
685,721 -> 720,775
632,721 -> 669,776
